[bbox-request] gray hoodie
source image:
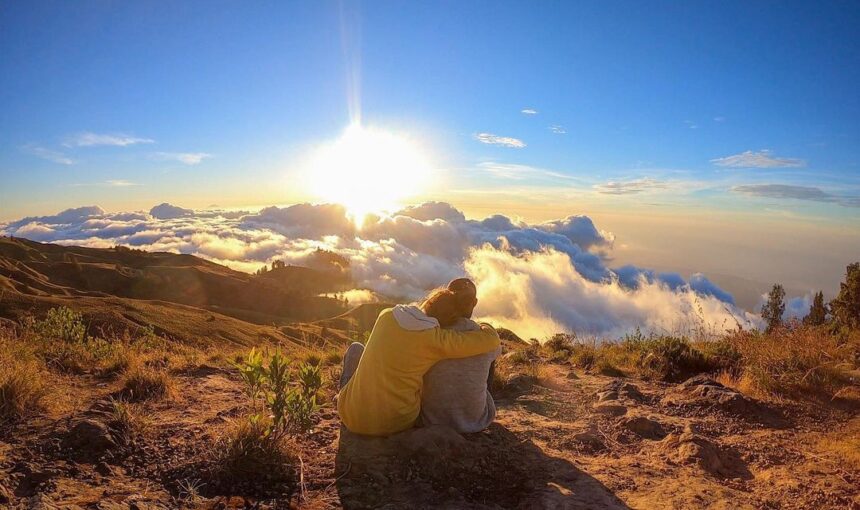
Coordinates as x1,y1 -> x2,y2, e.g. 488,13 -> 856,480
392,305 -> 500,433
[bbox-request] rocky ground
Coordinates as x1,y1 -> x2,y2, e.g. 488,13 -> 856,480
1,360 -> 858,509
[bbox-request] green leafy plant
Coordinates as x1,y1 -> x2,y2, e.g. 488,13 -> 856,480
36,306 -> 86,343
234,348 -> 266,411
287,362 -> 322,432
233,349 -> 324,435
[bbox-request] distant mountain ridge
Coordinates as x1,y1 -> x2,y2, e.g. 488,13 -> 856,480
0,236 -> 352,345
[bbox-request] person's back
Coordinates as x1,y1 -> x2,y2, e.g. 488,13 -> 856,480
420,317 -> 500,433
337,306 -> 500,437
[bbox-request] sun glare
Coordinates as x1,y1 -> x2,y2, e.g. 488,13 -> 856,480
307,124 -> 432,223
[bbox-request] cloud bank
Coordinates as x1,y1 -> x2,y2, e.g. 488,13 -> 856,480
1,201 -> 760,339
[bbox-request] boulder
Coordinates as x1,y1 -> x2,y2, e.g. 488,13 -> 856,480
661,376 -> 781,425
592,402 -> 628,417
63,419 -> 116,459
621,416 -> 667,440
389,425 -> 467,458
660,425 -> 749,479
596,380 -> 646,403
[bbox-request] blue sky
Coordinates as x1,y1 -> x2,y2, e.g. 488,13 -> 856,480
1,1 -> 859,224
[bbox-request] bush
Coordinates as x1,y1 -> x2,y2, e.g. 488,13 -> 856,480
36,306 -> 87,343
569,343 -> 598,369
323,348 -> 343,366
122,367 -> 174,401
544,333 -> 575,355
233,349 -> 323,435
724,326 -> 856,397
210,417 -> 297,497
620,334 -> 718,382
106,398 -> 145,447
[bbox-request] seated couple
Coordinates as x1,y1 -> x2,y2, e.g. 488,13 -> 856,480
337,278 -> 501,437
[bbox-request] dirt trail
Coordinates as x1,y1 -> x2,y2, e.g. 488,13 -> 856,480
1,362 -> 858,509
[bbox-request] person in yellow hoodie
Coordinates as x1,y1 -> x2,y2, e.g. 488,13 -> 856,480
337,283 -> 500,437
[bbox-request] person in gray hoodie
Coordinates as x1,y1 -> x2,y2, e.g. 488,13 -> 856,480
419,278 -> 501,433
338,278 -> 500,434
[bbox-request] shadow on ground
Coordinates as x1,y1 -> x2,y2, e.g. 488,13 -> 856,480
335,423 -> 631,509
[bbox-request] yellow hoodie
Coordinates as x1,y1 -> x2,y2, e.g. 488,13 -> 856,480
337,307 -> 500,436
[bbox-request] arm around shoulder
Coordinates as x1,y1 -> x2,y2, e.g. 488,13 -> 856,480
433,323 -> 500,359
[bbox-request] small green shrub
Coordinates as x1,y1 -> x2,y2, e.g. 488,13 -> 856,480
545,333 -> 575,354
569,343 -> 598,369
323,349 -> 343,366
36,306 -> 87,343
621,334 -> 712,382
287,362 -> 322,432
233,349 -> 324,435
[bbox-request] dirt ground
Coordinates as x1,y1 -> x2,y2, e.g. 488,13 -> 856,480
1,361 -> 858,509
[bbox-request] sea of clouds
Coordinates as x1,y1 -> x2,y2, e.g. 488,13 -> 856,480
1,201 -> 766,339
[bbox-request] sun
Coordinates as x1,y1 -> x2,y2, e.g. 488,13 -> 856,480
306,124 -> 432,222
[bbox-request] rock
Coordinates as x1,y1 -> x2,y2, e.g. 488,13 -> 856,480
592,403 -> 628,417
95,461 -> 115,476
596,390 -> 619,402
96,501 -> 127,510
596,380 -> 646,402
12,462 -> 58,496
64,419 -> 116,459
617,382 -> 646,402
0,482 -> 10,504
27,494 -> 58,510
389,425 -> 467,458
621,416 -> 667,439
571,428 -> 605,451
660,428 -> 749,478
662,376 -> 780,425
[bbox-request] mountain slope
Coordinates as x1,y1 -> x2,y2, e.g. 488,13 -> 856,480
0,238 -> 349,330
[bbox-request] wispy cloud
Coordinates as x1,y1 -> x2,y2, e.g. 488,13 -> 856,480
732,184 -> 859,208
521,108 -> 538,115
71,180 -> 142,187
684,120 -> 698,129
594,178 -> 669,195
474,133 -> 526,148
153,152 -> 212,165
21,143 -> 74,165
63,132 -> 155,148
476,162 -> 582,182
713,116 -> 726,122
548,125 -> 566,134
711,150 -> 805,168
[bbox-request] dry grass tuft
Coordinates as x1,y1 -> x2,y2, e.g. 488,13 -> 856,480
0,358 -> 47,424
724,325 -> 858,398
817,418 -> 860,470
209,417 -> 298,496
121,367 -> 174,401
106,397 -> 146,447
0,332 -> 48,424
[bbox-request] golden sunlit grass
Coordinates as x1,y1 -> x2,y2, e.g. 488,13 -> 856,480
121,367 -> 175,402
0,350 -> 47,424
719,326 -> 858,398
306,123 -> 432,221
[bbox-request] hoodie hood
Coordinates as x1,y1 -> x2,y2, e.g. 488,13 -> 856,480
392,304 -> 439,331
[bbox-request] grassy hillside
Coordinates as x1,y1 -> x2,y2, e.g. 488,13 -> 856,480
0,236 -> 348,329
